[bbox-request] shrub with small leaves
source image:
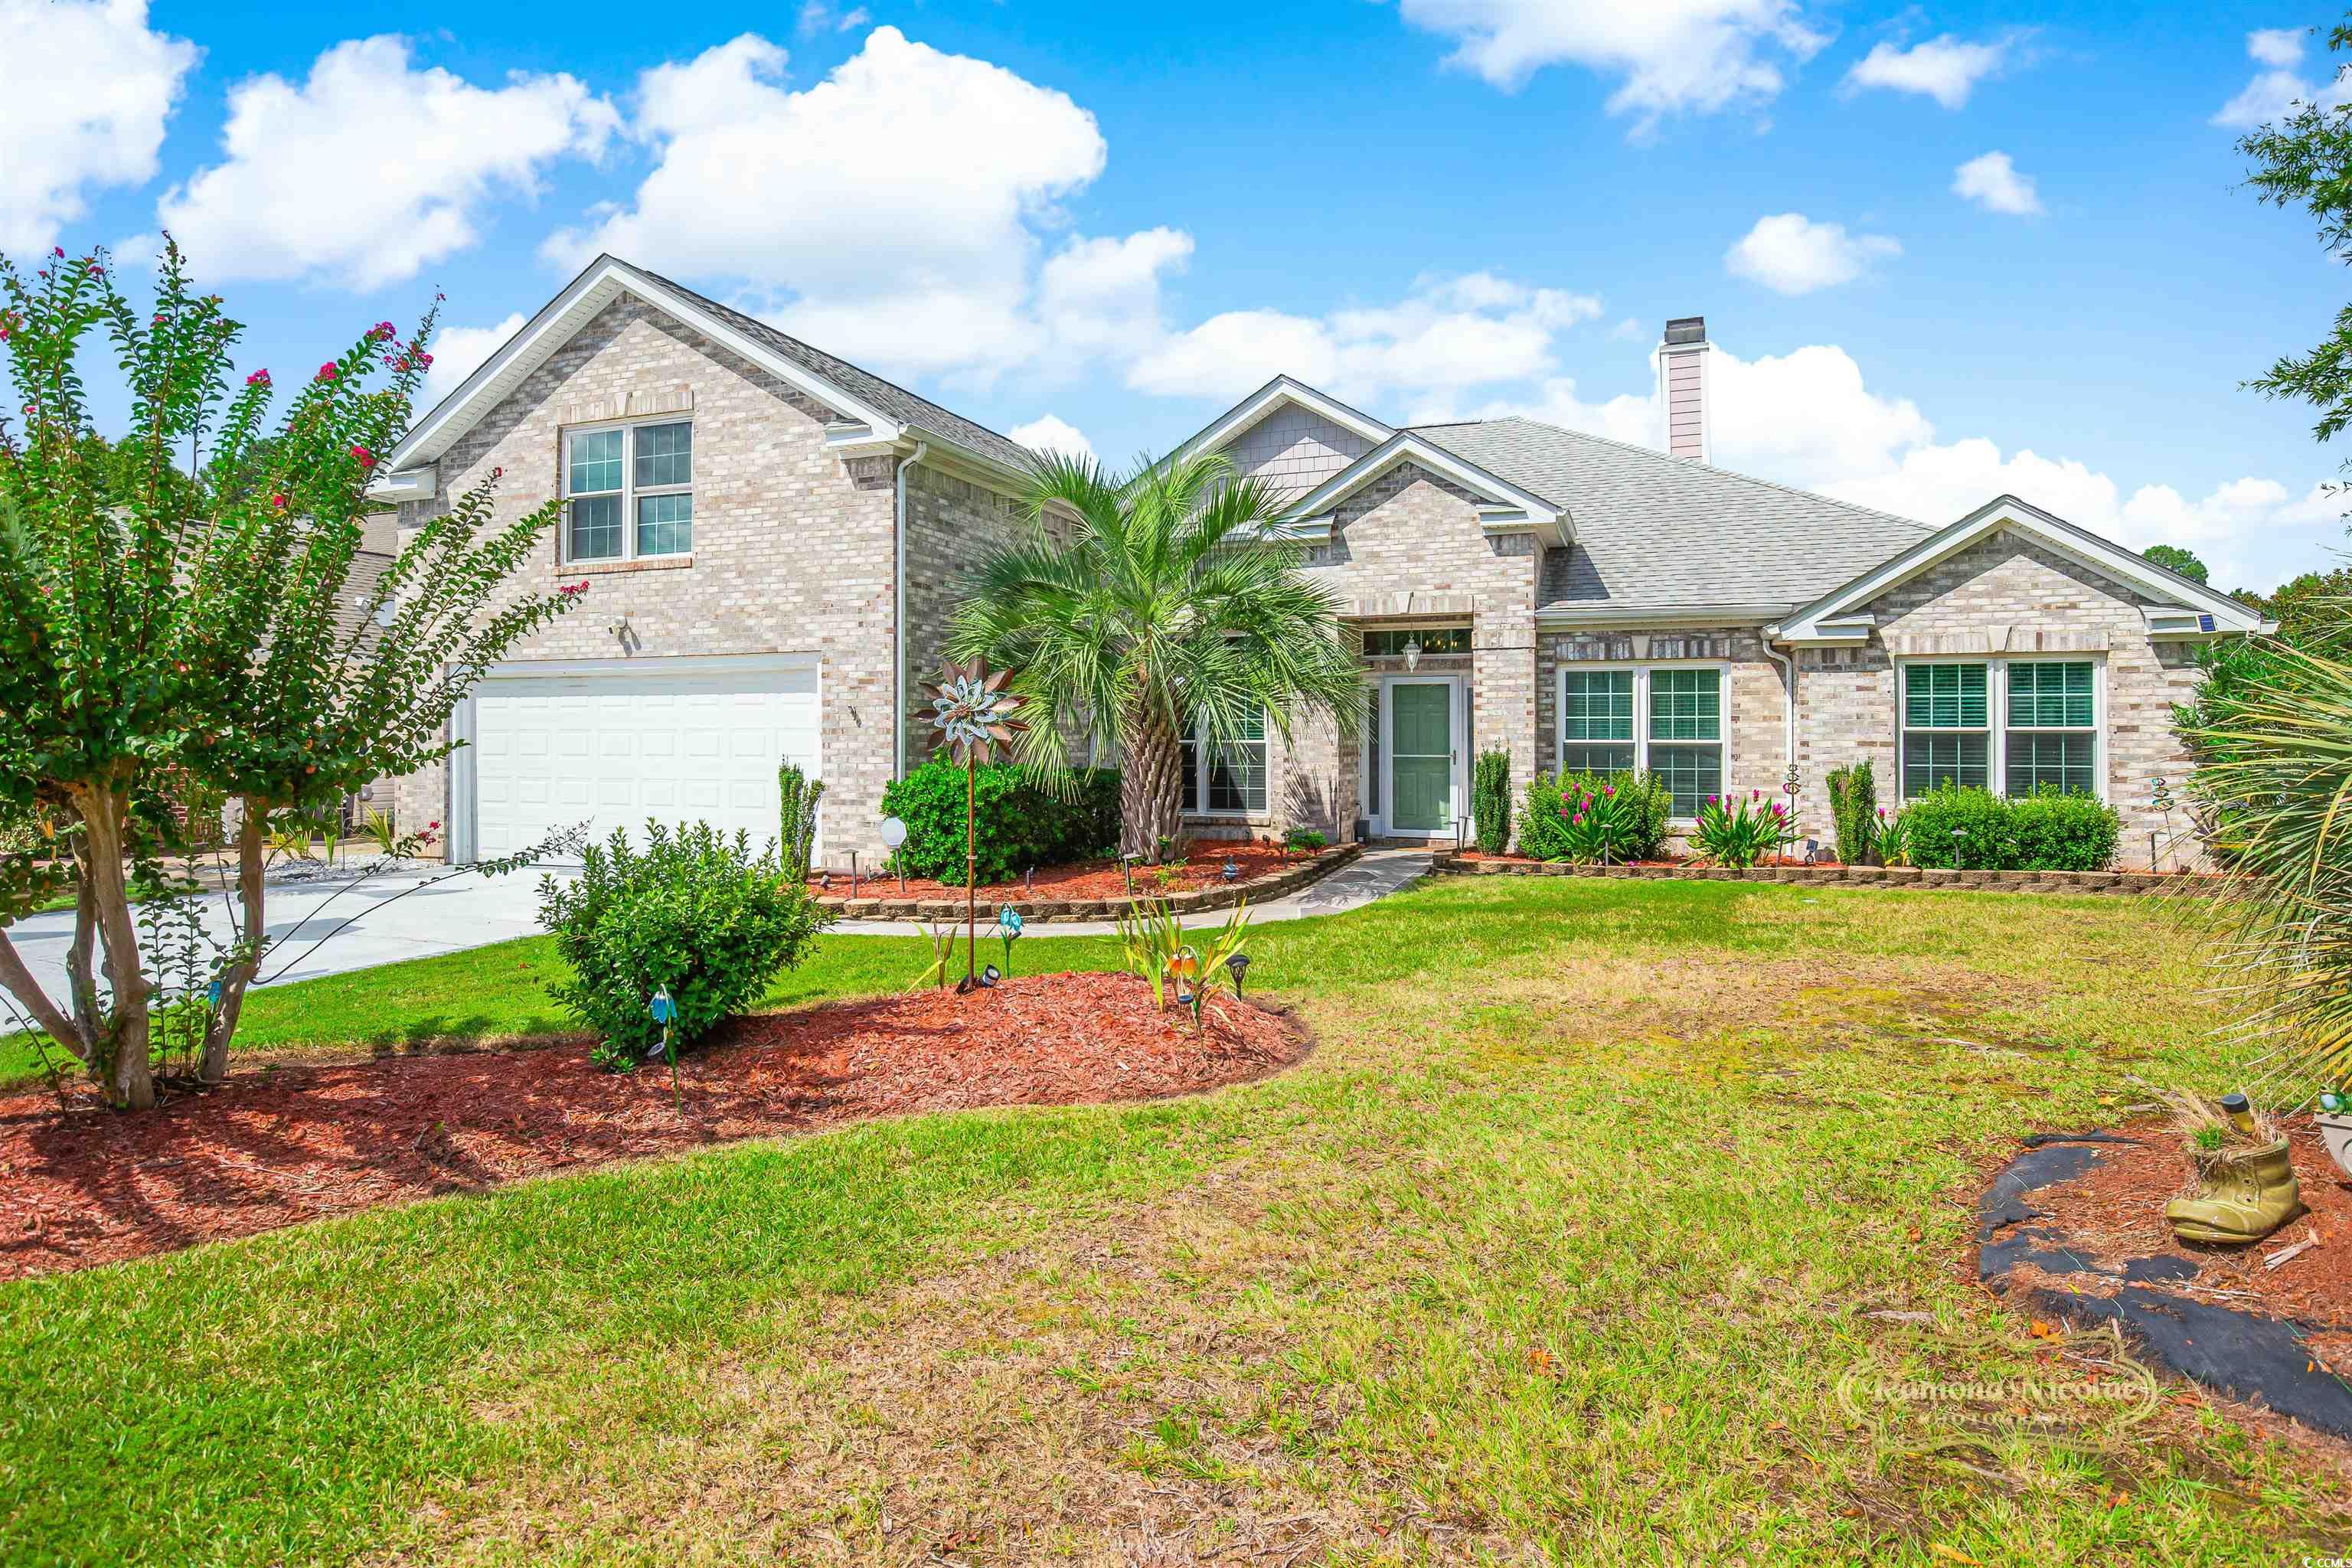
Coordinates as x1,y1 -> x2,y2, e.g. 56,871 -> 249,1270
540,822 -> 828,1070
1472,748 -> 1513,853
1517,770 -> 1671,862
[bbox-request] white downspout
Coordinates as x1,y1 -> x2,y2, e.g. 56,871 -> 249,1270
1762,640 -> 1798,809
893,440 -> 929,780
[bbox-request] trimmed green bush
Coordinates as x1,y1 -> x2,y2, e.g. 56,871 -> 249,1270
1825,759 -> 1880,865
1472,748 -> 1513,854
877,759 -> 1119,886
1893,784 -> 2119,871
1517,770 -> 1671,862
777,762 -> 823,883
539,822 -> 828,1070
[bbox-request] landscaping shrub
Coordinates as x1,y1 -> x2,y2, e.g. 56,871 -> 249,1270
1692,791 -> 1788,869
1472,749 -> 1512,853
1893,785 -> 2119,871
1517,770 -> 1671,861
877,759 -> 1119,885
1825,760 -> 1880,865
777,762 -> 824,883
540,822 -> 827,1070
1283,826 -> 1329,855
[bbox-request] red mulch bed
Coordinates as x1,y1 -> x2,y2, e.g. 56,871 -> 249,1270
2021,1115 -> 2352,1341
815,838 -> 1310,900
0,972 -> 1308,1282
1449,849 -> 1839,869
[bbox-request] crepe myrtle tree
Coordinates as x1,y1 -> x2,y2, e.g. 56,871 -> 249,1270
0,240 -> 579,1109
948,450 -> 1361,861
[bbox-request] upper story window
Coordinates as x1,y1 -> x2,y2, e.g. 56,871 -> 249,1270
564,419 -> 692,563
1899,658 -> 2102,800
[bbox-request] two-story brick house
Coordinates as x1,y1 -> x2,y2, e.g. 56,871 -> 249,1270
377,262 -> 2269,870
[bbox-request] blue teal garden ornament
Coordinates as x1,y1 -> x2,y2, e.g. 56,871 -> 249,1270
928,658 -> 1028,987
996,904 -> 1025,979
647,984 -> 681,1110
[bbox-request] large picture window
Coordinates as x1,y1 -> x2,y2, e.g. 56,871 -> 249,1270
1899,658 -> 2102,800
564,419 -> 693,563
1552,665 -> 1726,818
1179,705 -> 1269,815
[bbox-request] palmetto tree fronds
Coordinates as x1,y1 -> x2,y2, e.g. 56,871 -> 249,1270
2183,641 -> 2352,1092
947,449 -> 1362,858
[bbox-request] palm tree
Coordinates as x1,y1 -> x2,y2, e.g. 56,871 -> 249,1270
949,451 -> 1361,862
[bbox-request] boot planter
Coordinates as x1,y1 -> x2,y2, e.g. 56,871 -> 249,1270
2164,1137 -> 2303,1245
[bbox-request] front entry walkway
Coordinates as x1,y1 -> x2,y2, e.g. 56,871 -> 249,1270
6,849 -> 1436,1009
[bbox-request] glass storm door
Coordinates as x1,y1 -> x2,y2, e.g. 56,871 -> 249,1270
1389,681 -> 1455,833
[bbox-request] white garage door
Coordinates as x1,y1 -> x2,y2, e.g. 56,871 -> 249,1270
465,655 -> 819,862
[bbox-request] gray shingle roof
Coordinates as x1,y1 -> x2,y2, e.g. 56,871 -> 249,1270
1408,416 -> 1932,614
628,263 -> 1039,476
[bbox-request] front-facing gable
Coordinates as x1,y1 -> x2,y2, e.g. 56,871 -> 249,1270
377,254 -> 1036,501
1769,494 -> 2274,647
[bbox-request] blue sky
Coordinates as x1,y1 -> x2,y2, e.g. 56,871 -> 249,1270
8,0 -> 2351,590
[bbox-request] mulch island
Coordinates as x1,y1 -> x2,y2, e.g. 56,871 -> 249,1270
1437,850 -> 2223,894
0,972 -> 1308,1282
1977,1116 -> 2352,1443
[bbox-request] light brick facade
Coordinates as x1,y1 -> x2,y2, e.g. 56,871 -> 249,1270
389,293 -> 1025,861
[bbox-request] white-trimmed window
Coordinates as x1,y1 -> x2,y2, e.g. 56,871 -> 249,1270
564,418 -> 693,563
1553,664 -> 1726,818
1180,705 -> 1268,815
1899,658 -> 2103,800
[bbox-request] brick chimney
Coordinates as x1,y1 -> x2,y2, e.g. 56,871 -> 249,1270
1658,316 -> 1710,462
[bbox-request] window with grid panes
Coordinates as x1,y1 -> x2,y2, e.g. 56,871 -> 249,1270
1901,662 -> 1988,796
1179,705 -> 1268,813
1648,669 -> 1722,815
1558,668 -> 1635,776
2005,661 -> 2097,795
564,419 -> 692,562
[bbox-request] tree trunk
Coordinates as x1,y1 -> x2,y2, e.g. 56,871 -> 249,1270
198,805 -> 269,1084
67,780 -> 155,1111
0,932 -> 82,1060
66,872 -> 100,1033
1120,704 -> 1186,863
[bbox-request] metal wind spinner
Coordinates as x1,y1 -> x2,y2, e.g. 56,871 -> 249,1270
927,658 -> 1027,763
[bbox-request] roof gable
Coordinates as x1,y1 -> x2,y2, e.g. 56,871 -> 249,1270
1284,430 -> 1570,547
1167,376 -> 1394,469
1769,494 -> 2275,644
382,255 -> 1035,482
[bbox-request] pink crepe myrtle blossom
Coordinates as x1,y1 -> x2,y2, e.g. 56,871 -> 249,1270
270,493 -> 289,510
350,445 -> 374,467
315,363 -> 338,382
246,369 -> 270,385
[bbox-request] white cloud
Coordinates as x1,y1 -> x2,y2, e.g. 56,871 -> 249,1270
420,312 -> 527,407
2248,28 -> 2305,68
1952,151 -> 2042,216
1841,34 -> 2013,109
1008,413 -> 1095,465
1128,273 -> 1602,405
158,35 -> 616,289
2213,28 -> 2352,128
0,0 -> 198,254
796,2 -> 869,37
1395,0 -> 1827,126
1723,213 -> 1900,294
1037,227 -> 1194,360
543,28 -> 1182,382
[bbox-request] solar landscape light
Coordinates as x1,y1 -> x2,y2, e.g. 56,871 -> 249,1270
1950,827 -> 1967,869
1227,952 -> 1252,998
1121,851 -> 1144,897
879,815 -> 909,893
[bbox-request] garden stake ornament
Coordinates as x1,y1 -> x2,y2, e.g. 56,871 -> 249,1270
928,658 -> 1028,988
646,984 -> 681,1112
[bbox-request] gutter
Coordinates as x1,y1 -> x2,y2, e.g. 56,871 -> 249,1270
1761,642 -> 1798,794
893,440 -> 929,781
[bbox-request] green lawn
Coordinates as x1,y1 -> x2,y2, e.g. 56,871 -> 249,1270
3,877 -> 2345,1565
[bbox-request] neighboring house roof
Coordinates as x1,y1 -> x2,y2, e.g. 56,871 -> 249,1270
332,549 -> 396,646
1406,416 -> 1932,616
381,254 -> 1036,487
1770,492 -> 2275,644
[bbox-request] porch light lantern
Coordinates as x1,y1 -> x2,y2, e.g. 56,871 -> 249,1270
927,658 -> 1028,988
1402,635 -> 1423,673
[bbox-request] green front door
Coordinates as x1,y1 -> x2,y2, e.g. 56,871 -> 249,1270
1390,681 -> 1454,833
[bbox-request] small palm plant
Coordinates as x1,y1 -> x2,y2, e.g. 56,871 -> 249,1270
949,452 -> 1363,862
2181,642 -> 2352,1092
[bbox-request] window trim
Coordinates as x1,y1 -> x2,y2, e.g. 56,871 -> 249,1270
1179,702 -> 1271,819
1550,659 -> 1732,823
561,415 -> 694,565
1893,655 -> 2108,803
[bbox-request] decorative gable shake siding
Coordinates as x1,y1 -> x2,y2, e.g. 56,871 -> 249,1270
1223,406 -> 1377,496
1792,528 -> 2203,863
1211,461 -> 1541,841
387,293 -> 1023,860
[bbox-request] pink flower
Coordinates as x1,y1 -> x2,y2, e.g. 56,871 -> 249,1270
1573,814 -> 1585,826
351,445 -> 374,467
1602,785 -> 1615,797
51,247 -> 63,258
417,351 -> 433,368
369,321 -> 396,341
393,357 -> 410,373
270,492 -> 289,510
316,363 -> 338,382
246,369 -> 270,385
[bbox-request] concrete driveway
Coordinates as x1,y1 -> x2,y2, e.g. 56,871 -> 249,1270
4,848 -> 1435,1011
